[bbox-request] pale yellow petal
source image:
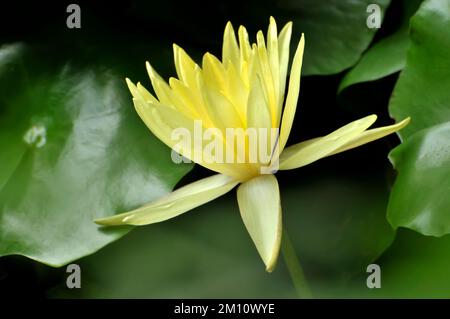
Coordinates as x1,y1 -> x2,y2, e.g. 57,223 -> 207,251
95,174 -> 238,226
156,102 -> 251,179
277,22 -> 292,105
172,44 -> 198,89
168,77 -> 200,118
329,117 -> 411,155
128,79 -> 248,179
223,22 -> 240,68
127,79 -> 173,148
135,82 -> 158,103
247,75 -> 271,130
237,175 -> 282,272
202,85 -> 243,131
279,115 -> 377,170
256,32 -> 278,127
279,34 -> 305,152
225,63 -> 248,123
145,62 -> 176,107
238,25 -> 252,64
267,17 -> 280,119
202,52 -> 227,91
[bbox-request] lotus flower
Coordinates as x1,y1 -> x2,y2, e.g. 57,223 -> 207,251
95,17 -> 410,272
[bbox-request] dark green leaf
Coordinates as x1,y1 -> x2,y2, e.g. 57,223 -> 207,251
387,0 -> 450,236
0,44 -> 192,266
389,0 -> 450,139
278,0 -> 391,75
388,122 -> 450,236
339,0 -> 423,92
338,229 -> 450,298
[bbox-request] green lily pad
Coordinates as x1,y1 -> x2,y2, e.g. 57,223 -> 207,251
387,122 -> 450,236
368,229 -> 450,298
338,0 -> 423,93
387,0 -> 450,236
335,229 -> 450,298
278,0 -> 391,75
389,0 -> 450,139
0,43 -> 192,266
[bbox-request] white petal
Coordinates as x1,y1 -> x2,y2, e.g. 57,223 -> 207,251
95,174 -> 238,226
237,175 -> 282,272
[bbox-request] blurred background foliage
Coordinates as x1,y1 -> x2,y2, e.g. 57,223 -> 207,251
1,0 -> 450,298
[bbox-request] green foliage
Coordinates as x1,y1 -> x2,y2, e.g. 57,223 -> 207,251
1,0 -> 450,298
339,0 -> 423,92
278,0 -> 391,75
0,43 -> 192,266
388,0 -> 450,236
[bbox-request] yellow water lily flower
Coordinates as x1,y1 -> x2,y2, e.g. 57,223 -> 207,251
95,17 -> 410,272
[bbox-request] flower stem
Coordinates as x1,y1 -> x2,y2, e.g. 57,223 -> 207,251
281,229 -> 313,298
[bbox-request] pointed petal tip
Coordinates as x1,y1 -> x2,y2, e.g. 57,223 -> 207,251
401,117 -> 411,125
264,241 -> 281,272
145,61 -> 152,72
265,260 -> 276,273
173,43 -> 184,55
145,62 -> 159,82
125,78 -> 137,96
93,217 -> 123,226
237,175 -> 282,275
256,30 -> 265,41
360,114 -> 378,126
269,16 -> 276,26
125,77 -> 133,87
280,21 -> 293,36
93,218 -> 104,225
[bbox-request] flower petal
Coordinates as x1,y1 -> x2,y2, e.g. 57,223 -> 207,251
128,79 -> 250,180
95,174 -> 238,226
172,44 -> 198,89
223,22 -> 240,68
145,62 -> 177,107
203,85 -> 244,131
256,32 -> 278,127
277,21 -> 292,106
238,25 -> 252,64
237,175 -> 282,272
329,117 -> 411,156
267,16 -> 281,121
279,115 -> 377,170
247,75 -> 271,130
279,34 -> 305,152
